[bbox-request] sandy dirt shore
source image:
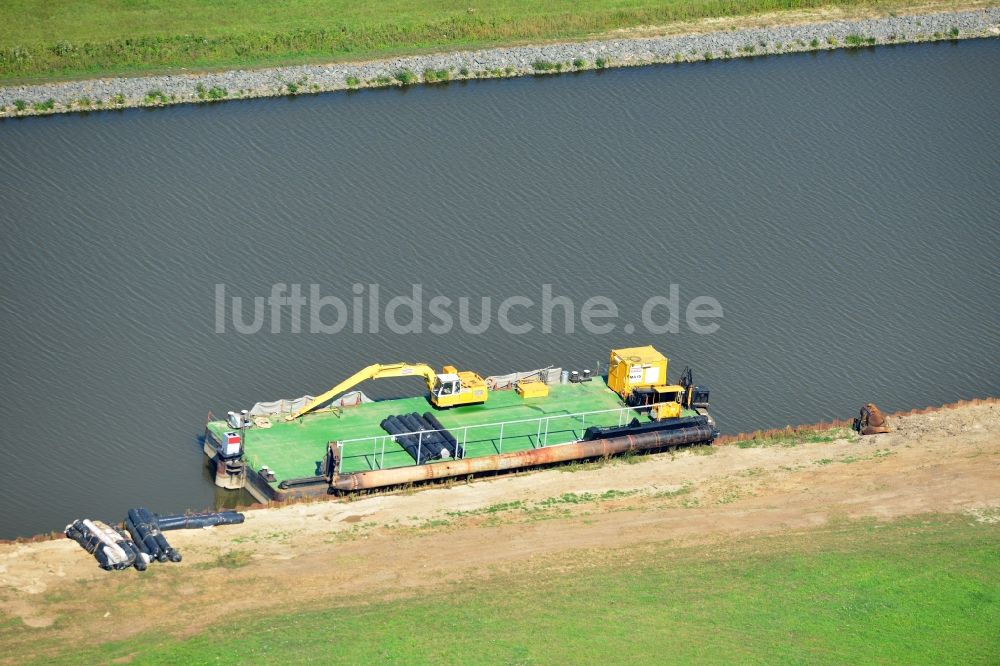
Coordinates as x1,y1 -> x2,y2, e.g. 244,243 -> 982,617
0,400 -> 996,658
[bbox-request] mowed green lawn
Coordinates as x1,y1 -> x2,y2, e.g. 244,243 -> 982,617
2,0 -> 885,83
36,514 -> 1000,664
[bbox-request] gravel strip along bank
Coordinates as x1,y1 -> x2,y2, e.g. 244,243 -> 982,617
1,9 -> 997,117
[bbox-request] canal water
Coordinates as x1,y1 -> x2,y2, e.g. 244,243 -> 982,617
1,40 -> 997,538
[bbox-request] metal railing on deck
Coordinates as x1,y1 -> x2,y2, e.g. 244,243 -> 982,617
334,403 -> 656,474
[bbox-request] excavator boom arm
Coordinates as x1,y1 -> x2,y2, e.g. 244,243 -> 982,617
286,363 -> 437,420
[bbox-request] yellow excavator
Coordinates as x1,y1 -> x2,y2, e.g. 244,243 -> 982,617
285,362 -> 488,420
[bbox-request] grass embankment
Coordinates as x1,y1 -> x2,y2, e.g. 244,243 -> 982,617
25,514 -> 1000,664
0,0 -> 969,84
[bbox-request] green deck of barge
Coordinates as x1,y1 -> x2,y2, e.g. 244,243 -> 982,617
208,379 -> 692,485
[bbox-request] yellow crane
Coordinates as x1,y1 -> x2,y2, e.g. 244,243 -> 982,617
285,362 -> 488,420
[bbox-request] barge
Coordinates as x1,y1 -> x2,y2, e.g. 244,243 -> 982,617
203,345 -> 717,502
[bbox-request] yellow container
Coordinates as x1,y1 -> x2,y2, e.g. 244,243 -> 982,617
516,379 -> 550,399
608,345 -> 669,399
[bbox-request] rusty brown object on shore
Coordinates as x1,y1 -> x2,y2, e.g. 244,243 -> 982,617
329,423 -> 716,492
854,403 -> 891,435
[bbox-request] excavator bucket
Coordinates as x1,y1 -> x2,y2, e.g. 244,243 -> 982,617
853,402 -> 891,435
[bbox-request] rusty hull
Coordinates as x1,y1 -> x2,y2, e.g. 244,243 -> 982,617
329,423 -> 716,492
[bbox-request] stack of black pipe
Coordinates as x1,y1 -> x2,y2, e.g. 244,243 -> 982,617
125,507 -> 182,563
398,413 -> 449,460
582,415 -> 718,442
381,412 -> 461,464
422,412 -> 463,458
66,509 -> 246,572
155,511 -> 245,530
115,526 -> 147,571
64,519 -> 142,571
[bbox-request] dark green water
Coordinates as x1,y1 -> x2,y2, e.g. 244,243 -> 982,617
1,40 -> 997,538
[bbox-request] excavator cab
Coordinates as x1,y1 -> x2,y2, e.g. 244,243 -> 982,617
431,368 -> 488,408
433,373 -> 462,397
